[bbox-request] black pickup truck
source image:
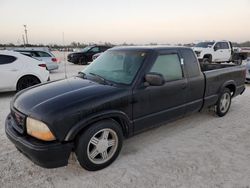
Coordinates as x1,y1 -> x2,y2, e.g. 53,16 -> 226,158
5,46 -> 245,171
67,45 -> 111,65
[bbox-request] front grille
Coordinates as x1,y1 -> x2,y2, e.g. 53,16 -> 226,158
11,108 -> 26,134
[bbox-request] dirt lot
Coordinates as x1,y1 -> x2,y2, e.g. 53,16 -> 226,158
0,52 -> 250,188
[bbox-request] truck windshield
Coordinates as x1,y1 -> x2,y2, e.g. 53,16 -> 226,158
195,42 -> 215,48
81,50 -> 146,85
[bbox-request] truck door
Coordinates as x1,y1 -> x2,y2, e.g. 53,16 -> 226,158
132,51 -> 188,133
213,42 -> 231,62
220,42 -> 231,62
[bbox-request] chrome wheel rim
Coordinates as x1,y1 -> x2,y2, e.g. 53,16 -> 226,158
87,128 -> 118,164
220,93 -> 231,113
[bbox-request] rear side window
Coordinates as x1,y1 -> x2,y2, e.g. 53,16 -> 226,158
0,55 -> 16,64
36,51 -> 52,57
150,54 -> 183,81
180,49 -> 200,77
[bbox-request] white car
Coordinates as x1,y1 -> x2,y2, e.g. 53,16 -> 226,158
0,50 -> 50,92
15,49 -> 59,71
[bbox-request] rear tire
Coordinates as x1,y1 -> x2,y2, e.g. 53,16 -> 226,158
16,76 -> 41,91
76,119 -> 123,171
216,88 -> 232,117
235,59 -> 242,65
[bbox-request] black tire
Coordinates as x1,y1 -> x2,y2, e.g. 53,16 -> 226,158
16,76 -> 40,91
203,58 -> 211,64
236,59 -> 242,65
216,88 -> 232,117
79,57 -> 88,65
76,119 -> 123,171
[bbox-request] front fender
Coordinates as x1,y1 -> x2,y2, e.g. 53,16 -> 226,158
64,110 -> 132,141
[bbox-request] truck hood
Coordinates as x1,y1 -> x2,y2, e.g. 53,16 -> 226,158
12,77 -> 129,141
13,77 -> 122,118
69,52 -> 86,56
192,47 -> 206,52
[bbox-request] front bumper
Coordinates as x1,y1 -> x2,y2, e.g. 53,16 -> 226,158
5,114 -> 73,168
47,63 -> 59,71
67,55 -> 78,63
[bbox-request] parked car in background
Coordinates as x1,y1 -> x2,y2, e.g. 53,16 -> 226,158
193,40 -> 247,64
0,51 -> 49,92
67,45 -> 111,65
5,46 -> 245,171
92,52 -> 103,61
245,57 -> 250,83
14,49 -> 59,71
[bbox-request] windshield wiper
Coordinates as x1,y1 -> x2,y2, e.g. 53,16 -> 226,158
89,72 -> 111,85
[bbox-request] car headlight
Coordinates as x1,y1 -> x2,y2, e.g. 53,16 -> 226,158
195,51 -> 201,57
26,117 -> 56,141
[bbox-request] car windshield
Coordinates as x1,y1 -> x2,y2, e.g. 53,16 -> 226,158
195,42 -> 215,48
81,46 -> 93,52
81,50 -> 146,85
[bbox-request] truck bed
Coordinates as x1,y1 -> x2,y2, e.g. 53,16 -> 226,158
200,63 -> 246,108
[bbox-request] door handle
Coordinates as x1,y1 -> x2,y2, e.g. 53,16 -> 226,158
181,83 -> 187,89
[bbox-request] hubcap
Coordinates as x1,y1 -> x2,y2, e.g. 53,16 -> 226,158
87,128 -> 118,164
219,93 -> 231,113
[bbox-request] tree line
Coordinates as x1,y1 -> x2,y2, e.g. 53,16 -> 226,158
0,41 -> 250,48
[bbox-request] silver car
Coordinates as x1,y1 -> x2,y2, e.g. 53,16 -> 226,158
245,57 -> 250,83
15,49 -> 59,71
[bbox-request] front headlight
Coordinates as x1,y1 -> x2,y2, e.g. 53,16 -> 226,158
26,117 -> 56,141
195,51 -> 201,57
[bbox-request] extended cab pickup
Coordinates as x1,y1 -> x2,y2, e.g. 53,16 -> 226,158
5,46 -> 246,171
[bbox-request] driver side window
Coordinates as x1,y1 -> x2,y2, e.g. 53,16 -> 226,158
150,54 -> 183,81
215,43 -> 222,50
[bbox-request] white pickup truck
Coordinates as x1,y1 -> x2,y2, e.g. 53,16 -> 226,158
193,40 -> 247,64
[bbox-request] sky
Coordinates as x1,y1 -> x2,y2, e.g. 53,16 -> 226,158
0,0 -> 250,45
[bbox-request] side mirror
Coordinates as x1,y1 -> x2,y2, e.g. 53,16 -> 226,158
145,73 -> 165,86
214,46 -> 218,51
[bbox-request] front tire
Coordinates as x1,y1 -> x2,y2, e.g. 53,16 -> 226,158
216,88 -> 232,117
76,119 -> 123,171
79,57 -> 88,65
203,58 -> 211,64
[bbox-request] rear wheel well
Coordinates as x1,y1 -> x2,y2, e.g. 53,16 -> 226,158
225,84 -> 236,96
203,54 -> 212,61
16,75 -> 41,91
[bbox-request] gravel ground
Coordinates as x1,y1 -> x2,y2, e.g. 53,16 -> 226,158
0,52 -> 250,188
